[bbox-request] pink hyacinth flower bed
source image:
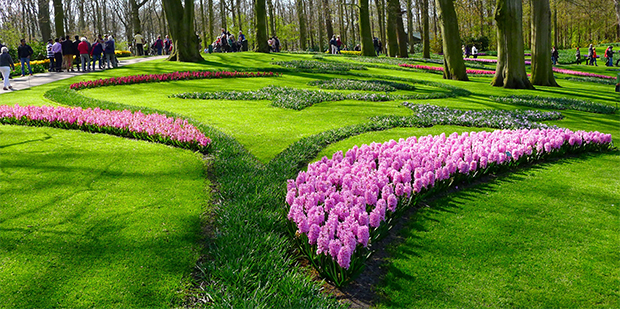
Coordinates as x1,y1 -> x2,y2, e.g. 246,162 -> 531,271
552,67 -> 615,80
0,104 -> 211,152
398,64 -> 496,75
69,71 -> 279,90
286,128 -> 612,285
464,58 -> 531,65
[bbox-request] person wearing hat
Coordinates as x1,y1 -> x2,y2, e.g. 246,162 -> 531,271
0,46 -> 15,90
46,38 -> 55,72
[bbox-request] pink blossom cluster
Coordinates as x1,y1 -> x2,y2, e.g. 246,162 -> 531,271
0,104 -> 211,150
287,129 -> 612,269
69,71 -> 278,90
464,58 -> 532,65
552,67 -> 615,80
398,64 -> 496,75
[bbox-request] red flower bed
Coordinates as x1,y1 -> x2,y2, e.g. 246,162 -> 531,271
70,71 -> 279,90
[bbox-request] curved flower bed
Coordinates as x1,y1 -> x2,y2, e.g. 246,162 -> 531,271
552,67 -> 615,80
273,60 -> 367,72
491,95 -> 617,114
70,71 -> 278,90
398,63 -> 496,75
0,104 -> 211,152
286,128 -> 612,285
464,58 -> 531,65
308,79 -> 415,92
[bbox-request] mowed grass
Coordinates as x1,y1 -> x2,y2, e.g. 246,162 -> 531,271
0,125 -> 207,307
1,51 -> 619,307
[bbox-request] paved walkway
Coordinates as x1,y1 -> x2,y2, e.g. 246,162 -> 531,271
1,56 -> 167,94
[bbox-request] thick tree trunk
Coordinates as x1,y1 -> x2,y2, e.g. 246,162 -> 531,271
359,0 -> 376,56
407,0 -> 415,54
396,10 -> 409,58
236,0 -> 242,32
254,0 -> 270,52
296,0 -> 307,50
323,0 -> 333,39
220,0 -> 227,30
201,0 -> 207,49
130,0 -> 148,35
162,0 -> 204,62
38,0 -> 52,40
422,0 -> 430,58
491,0 -> 533,89
53,0 -> 64,38
531,0 -> 558,87
376,0 -> 386,52
553,3 -> 558,49
208,0 -> 214,43
615,0 -> 620,39
268,0 -> 276,37
435,0 -> 468,81
386,0 -> 399,56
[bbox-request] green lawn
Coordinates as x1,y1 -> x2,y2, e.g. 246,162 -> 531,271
1,51 -> 618,308
0,125 -> 207,307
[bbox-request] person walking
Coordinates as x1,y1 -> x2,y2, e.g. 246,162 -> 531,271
373,37 -> 380,55
330,35 -> 337,54
575,47 -> 581,64
591,48 -> 598,66
605,46 -> 614,67
78,37 -> 91,72
134,32 -> 144,56
62,35 -> 74,72
0,46 -> 15,90
336,35 -> 343,53
90,38 -> 104,70
551,46 -> 559,65
17,39 -> 34,77
587,44 -> 593,66
104,36 -> 118,68
472,45 -> 478,59
46,38 -> 55,72
52,38 -> 63,72
154,35 -> 164,55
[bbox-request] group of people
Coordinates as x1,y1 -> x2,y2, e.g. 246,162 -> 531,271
462,45 -> 479,59
47,34 -> 118,73
268,36 -> 280,52
576,44 -> 616,66
329,35 -> 343,54
209,29 -> 247,53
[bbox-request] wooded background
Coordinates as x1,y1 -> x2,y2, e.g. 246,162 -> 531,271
0,0 -> 618,52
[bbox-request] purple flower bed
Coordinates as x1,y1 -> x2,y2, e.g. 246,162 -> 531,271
70,71 -> 278,90
286,128 -> 612,285
0,104 -> 211,152
398,64 -> 496,75
552,68 -> 615,80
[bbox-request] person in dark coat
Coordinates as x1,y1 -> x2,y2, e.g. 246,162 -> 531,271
17,39 -> 34,77
62,35 -> 74,72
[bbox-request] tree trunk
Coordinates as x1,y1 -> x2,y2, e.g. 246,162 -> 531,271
255,0 -> 270,52
201,0 -> 207,49
221,0 -> 227,30
208,0 -> 214,43
615,0 -> 620,39
162,0 -> 204,62
435,0 -> 468,80
376,0 -> 386,52
53,0 -> 64,38
422,0 -> 430,58
236,0 -> 242,32
323,0 -> 333,40
386,0 -> 399,56
38,0 -> 52,40
531,0 -> 558,87
296,0 -> 307,50
552,1 -> 558,48
268,0 -> 276,36
130,0 -> 149,35
491,0 -> 533,89
359,0 -> 376,56
396,9 -> 409,58
407,0 -> 415,54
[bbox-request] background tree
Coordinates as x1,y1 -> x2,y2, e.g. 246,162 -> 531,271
255,0 -> 270,52
38,0 -> 52,40
435,0 -> 468,80
615,0 -> 620,38
53,0 -> 64,37
386,0 -> 399,56
491,0 -> 533,89
323,0 -> 334,40
162,0 -> 203,62
130,0 -> 149,35
422,0 -> 430,58
296,0 -> 307,50
359,0 -> 376,56
530,0 -> 559,87
396,8 -> 408,57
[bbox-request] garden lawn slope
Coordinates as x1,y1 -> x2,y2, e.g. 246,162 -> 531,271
0,125 -> 207,308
